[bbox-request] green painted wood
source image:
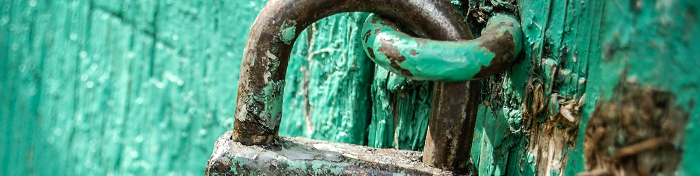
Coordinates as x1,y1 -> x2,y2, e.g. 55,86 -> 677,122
594,1 -> 700,175
278,12 -> 374,145
2,0 -> 700,175
0,0 -> 418,175
367,69 -> 433,150
465,0 -> 601,174
463,0 -> 700,175
1,0 -> 263,175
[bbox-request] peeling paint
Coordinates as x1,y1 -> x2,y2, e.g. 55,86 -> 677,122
246,80 -> 285,129
280,20 -> 297,45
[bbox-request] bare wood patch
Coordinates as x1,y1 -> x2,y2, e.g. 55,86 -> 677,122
582,79 -> 688,176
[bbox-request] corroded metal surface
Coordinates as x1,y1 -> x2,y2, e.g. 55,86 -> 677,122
423,81 -> 481,172
206,131 -> 476,175
361,14 -> 523,82
233,0 -> 471,146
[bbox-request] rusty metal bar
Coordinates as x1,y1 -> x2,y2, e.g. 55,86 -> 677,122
423,81 -> 481,171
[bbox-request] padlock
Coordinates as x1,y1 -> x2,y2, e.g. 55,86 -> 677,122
206,0 -> 521,175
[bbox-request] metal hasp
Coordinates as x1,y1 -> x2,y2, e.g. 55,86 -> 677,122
361,13 -> 522,170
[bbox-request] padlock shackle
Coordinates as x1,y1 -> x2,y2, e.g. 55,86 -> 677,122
233,0 -> 470,147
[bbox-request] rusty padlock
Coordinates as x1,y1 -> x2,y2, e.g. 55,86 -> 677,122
206,0 -> 521,175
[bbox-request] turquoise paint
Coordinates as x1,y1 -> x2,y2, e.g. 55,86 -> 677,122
362,14 -> 522,81
246,80 -> 285,129
4,0 -> 700,175
277,11 -> 433,151
366,65 -> 433,150
387,75 -> 433,150
1,0 -> 264,175
367,66 -> 396,148
279,12 -> 375,145
280,20 -> 297,45
465,0 -> 600,174
391,80 -> 432,150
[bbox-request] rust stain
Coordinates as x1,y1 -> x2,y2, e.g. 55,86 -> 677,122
471,24 -> 517,79
364,30 -> 372,42
410,49 -> 418,56
377,38 -> 412,77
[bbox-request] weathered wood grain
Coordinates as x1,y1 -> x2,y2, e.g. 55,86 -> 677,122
2,0 -> 700,175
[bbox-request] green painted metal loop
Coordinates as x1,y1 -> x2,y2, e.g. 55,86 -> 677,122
362,13 -> 523,82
